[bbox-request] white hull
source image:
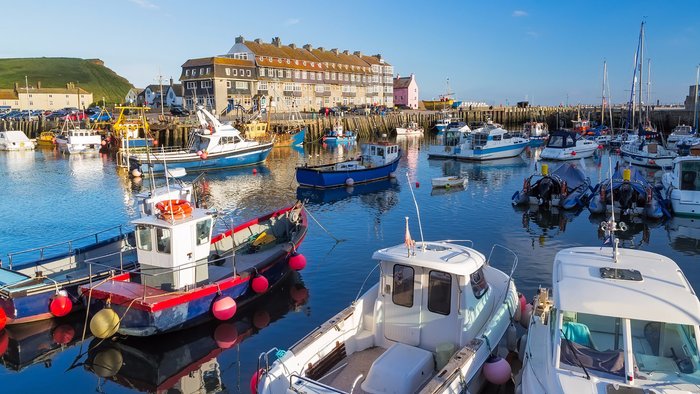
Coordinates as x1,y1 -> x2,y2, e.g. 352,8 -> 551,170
663,157 -> 700,217
432,176 -> 467,188
454,143 -> 527,161
620,144 -> 677,169
0,131 -> 35,151
56,141 -> 101,155
540,145 -> 596,160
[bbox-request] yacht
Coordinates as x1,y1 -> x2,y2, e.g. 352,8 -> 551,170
620,139 -> 677,169
667,124 -> 696,149
540,130 -> 598,161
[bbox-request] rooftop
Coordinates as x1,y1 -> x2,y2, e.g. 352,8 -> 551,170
553,247 -> 700,325
372,241 -> 484,277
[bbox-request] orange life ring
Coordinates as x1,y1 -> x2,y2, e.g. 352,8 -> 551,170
156,199 -> 193,220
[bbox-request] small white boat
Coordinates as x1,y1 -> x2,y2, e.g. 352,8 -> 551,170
256,225 -> 519,394
523,121 -> 548,139
620,139 -> 677,169
396,121 -> 424,136
518,217 -> 700,393
0,130 -> 35,151
55,128 -> 102,154
540,130 -> 598,161
432,175 -> 467,188
667,124 -> 696,149
662,154 -> 700,217
609,130 -> 639,148
445,120 -> 471,134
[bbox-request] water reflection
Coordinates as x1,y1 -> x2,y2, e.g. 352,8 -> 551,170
515,205 -> 580,247
84,272 -> 308,393
587,213 -> 663,248
665,217 -> 700,256
297,178 -> 399,208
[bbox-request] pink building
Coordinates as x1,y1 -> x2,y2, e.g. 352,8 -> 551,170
393,74 -> 418,109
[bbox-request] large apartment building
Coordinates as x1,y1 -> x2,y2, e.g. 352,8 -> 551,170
180,36 -> 394,115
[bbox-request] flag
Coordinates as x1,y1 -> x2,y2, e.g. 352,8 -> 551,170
404,217 -> 415,252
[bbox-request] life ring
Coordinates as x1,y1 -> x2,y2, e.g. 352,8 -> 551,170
156,199 -> 193,220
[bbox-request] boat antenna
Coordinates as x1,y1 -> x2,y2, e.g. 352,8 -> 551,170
600,157 -> 627,263
405,173 -> 425,251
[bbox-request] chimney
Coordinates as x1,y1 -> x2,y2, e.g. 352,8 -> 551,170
272,37 -> 281,47
396,74 -> 400,79
37,81 -> 41,89
331,48 -> 339,55
353,51 -> 362,57
342,50 -> 349,55
303,44 -> 313,51
289,43 -> 296,49
170,77 -> 173,86
318,47 -> 324,51
254,38 -> 262,44
235,35 -> 244,44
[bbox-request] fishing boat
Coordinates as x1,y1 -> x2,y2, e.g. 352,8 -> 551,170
395,121 -> 424,136
522,121 -> 548,145
588,165 -> 665,219
55,119 -> 102,155
572,117 -> 591,135
431,175 -> 467,188
662,154 -> 700,217
128,106 -> 273,175
296,142 -> 400,188
423,98 -> 455,111
517,215 -> 700,393
80,202 -> 306,337
111,106 -> 155,167
512,163 -> 591,210
433,116 -> 452,133
322,123 -> 356,144
34,131 -> 56,148
620,138 -> 677,169
255,219 -> 519,394
540,130 -> 598,161
0,130 -> 35,151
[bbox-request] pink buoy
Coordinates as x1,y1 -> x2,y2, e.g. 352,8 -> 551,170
519,293 -> 527,315
520,303 -> 534,329
49,293 -> 73,317
214,322 -> 239,349
197,150 -> 203,156
288,252 -> 306,271
252,168 -> 258,175
251,275 -> 269,294
0,308 -> 6,331
250,369 -> 264,394
52,324 -> 76,345
212,296 -> 237,320
201,152 -> 208,160
483,355 -> 512,385
415,181 -> 420,188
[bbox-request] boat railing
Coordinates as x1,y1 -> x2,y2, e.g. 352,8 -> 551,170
486,244 -> 518,303
255,348 -> 347,394
439,239 -> 475,248
3,225 -> 127,269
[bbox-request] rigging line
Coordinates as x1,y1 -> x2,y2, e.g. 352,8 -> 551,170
302,206 -> 345,243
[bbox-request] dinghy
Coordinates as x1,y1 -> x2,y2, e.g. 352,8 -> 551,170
431,176 -> 467,188
588,165 -> 666,219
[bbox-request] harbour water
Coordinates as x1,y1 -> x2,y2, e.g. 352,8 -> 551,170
1,138 -> 699,393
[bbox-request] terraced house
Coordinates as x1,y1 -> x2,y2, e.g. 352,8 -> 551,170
180,36 -> 393,115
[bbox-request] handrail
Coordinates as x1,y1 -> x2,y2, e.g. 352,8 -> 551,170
438,239 -> 474,248
486,243 -> 518,304
5,225 -> 125,269
288,374 -> 347,394
84,252 -> 230,279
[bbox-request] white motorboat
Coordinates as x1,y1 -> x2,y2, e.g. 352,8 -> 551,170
0,130 -> 35,151
445,120 -> 471,134
609,131 -> 639,148
662,154 -> 700,217
454,123 -> 528,161
540,130 -> 598,161
396,121 -> 424,136
432,175 -> 467,188
667,124 -> 696,149
256,226 -> 519,394
523,121 -> 548,139
55,127 -> 102,154
620,139 -> 677,169
518,217 -> 700,393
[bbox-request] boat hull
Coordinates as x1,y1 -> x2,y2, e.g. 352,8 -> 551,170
540,145 -> 597,161
619,146 -> 676,169
130,143 -> 273,174
296,156 -> 400,188
454,142 -> 528,161
274,129 -> 305,147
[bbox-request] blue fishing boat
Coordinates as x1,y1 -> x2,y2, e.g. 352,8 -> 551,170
321,123 -> 356,144
128,106 -> 273,175
80,202 -> 308,337
296,142 -> 401,188
588,164 -> 667,219
512,163 -> 591,210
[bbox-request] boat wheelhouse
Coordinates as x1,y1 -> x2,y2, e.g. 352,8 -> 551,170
540,130 -> 598,161
55,127 -> 102,155
322,123 -> 357,144
396,121 -> 424,136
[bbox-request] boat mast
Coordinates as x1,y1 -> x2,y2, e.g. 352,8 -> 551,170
694,65 -> 699,131
646,59 -> 651,124
638,22 -> 644,130
601,61 -> 606,127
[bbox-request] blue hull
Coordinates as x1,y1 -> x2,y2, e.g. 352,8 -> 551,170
291,129 -> 305,146
323,136 -> 356,144
134,145 -> 273,174
296,157 -> 400,188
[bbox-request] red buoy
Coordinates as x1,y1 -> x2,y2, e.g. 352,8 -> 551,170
52,324 -> 76,345
415,181 -> 420,188
212,296 -> 237,320
571,151 -> 576,156
288,252 -> 306,271
251,275 -> 269,294
201,152 -> 209,160
214,322 -> 239,349
252,168 -> 258,175
250,369 -> 264,394
152,138 -> 159,146
0,308 -> 6,331
0,331 -> 8,357
49,293 -> 73,317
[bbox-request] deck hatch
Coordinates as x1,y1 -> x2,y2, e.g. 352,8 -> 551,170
599,267 -> 643,281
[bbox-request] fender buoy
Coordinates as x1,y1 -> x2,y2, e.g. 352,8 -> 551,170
483,355 -> 512,385
251,275 -> 269,294
49,291 -> 73,317
250,369 -> 264,394
212,296 -> 237,320
0,308 -> 6,330
288,252 -> 306,271
90,308 -> 120,339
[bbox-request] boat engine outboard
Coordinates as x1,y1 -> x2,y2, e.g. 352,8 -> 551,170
537,177 -> 555,207
616,182 -> 635,215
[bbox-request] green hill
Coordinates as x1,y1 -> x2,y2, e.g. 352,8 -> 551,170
0,57 -> 133,105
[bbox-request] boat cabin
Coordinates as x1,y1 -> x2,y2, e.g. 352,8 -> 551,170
132,205 -> 214,291
470,126 -> 514,147
0,130 -> 34,150
549,247 -> 700,385
675,157 -> 700,192
361,142 -> 400,167
546,131 -> 578,149
373,242 -> 494,354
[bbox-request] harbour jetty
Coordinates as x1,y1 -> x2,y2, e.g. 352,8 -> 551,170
1,105 -> 696,147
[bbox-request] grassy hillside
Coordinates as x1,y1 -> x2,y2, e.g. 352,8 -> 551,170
0,57 -> 133,105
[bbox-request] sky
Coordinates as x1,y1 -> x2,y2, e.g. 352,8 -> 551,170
4,0 -> 700,106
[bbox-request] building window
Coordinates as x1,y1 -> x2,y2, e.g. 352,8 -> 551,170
236,81 -> 248,89
392,264 -> 414,308
201,80 -> 212,88
192,69 -> 197,76
49,101 -> 53,105
226,81 -> 232,88
302,71 -> 307,79
232,69 -> 238,76
316,72 -> 322,80
310,72 -> 315,80
331,72 -> 336,80
258,81 -> 268,90
247,70 -> 251,77
286,70 -> 291,78
225,68 -> 230,76
259,68 -> 264,77
29,101 -> 33,106
206,67 -> 211,74
324,72 -> 330,79
294,70 -> 300,79
277,69 -> 283,78
186,69 -> 190,76
240,69 -> 244,76
200,68 -> 204,75
186,82 -> 196,89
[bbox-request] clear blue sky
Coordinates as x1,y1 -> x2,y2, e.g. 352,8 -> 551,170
4,0 -> 700,105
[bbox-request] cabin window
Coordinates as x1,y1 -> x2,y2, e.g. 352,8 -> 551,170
370,146 -> 376,155
680,162 -> 700,191
392,264 -> 414,308
377,147 -> 385,156
470,267 -> 489,299
196,219 -> 212,245
428,270 -> 451,315
136,225 -> 152,251
492,135 -> 501,141
503,133 -> 512,139
156,228 -> 171,254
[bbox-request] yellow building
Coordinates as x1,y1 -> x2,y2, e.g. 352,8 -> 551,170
0,82 -> 92,110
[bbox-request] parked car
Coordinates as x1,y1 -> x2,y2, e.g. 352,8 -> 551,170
170,106 -> 190,116
86,106 -> 102,115
46,110 -> 68,120
63,111 -> 88,121
89,112 -> 113,122
318,107 -> 337,116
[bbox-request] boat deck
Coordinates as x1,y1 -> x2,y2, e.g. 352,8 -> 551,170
316,346 -> 386,393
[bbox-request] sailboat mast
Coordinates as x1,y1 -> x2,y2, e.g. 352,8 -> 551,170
646,59 -> 651,123
638,22 -> 645,129
601,61 -> 607,126
694,65 -> 699,131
